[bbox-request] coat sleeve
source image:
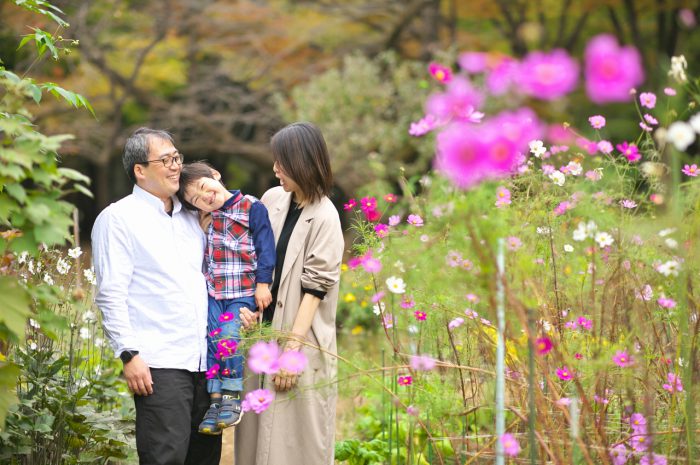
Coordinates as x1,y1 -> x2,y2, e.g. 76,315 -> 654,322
300,205 -> 343,294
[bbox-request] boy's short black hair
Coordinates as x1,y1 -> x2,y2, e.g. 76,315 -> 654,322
177,161 -> 217,211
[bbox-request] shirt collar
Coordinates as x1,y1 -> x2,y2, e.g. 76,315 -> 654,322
220,190 -> 242,210
132,185 -> 182,214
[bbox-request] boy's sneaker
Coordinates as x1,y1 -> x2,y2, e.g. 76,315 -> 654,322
217,395 -> 243,428
198,404 -> 222,435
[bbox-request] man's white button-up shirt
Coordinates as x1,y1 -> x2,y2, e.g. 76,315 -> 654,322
91,185 -> 208,371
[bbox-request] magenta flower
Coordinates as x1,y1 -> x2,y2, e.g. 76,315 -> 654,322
426,76 -> 484,123
219,312 -> 235,323
664,87 -> 676,96
556,366 -> 573,381
371,291 -> 385,303
242,389 -> 274,414
663,372 -> 683,392
428,62 -> 452,84
486,56 -> 519,95
458,52 -> 487,73
535,337 -> 553,355
343,198 -> 357,211
517,49 -> 579,100
247,341 -> 281,375
616,141 -> 640,162
640,122 -> 653,132
409,114 -> 439,137
205,363 -> 221,380
657,297 -> 677,309
278,350 -> 308,374
388,215 -> 401,226
598,140 -> 613,154
584,34 -> 644,104
506,236 -> 522,251
466,293 -> 480,304
374,223 -> 389,238
639,92 -> 657,109
609,444 -> 630,465
398,375 -> 413,386
410,354 -> 436,371
495,186 -> 511,208
682,164 -> 698,176
448,317 -> 464,330
500,433 -> 521,457
413,310 -> 427,321
577,317 -> 593,330
644,114 -> 658,125
589,115 -> 606,129
221,368 -> 231,376
360,196 -> 377,212
362,256 -> 382,274
209,328 -> 222,338
400,296 -> 415,309
619,199 -> 637,209
612,350 -> 633,367
631,434 -> 650,452
554,201 -> 573,216
640,453 -> 667,465
629,413 -> 647,433
384,193 -> 397,203
407,214 -> 424,227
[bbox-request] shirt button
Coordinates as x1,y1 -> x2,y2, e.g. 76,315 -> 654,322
277,301 -> 283,308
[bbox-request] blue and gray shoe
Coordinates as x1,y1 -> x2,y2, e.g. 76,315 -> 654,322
217,395 -> 243,429
198,404 -> 221,435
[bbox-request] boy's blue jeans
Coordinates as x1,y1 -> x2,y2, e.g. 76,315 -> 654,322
206,295 -> 255,394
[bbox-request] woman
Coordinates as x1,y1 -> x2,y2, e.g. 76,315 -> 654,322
235,122 -> 344,465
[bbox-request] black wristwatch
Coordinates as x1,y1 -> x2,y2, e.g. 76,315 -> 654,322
119,350 -> 139,364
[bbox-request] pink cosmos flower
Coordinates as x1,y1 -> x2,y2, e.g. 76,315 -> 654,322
409,114 -> 440,137
219,312 -> 235,323
612,350 -> 633,367
565,320 -> 578,330
541,164 -> 555,175
556,366 -> 574,380
360,197 -> 377,212
400,296 -> 415,309
362,256 -> 382,274
535,337 -> 553,355
215,339 -> 238,360
241,389 -> 274,414
609,444 -> 630,465
427,76 -> 484,123
575,353 -> 583,360
466,293 -> 480,304
371,291 -> 385,303
407,214 -> 424,226
639,453 -> 667,465
598,140 -> 613,154
465,309 -> 478,319
640,122 -> 653,132
448,317 -> 464,330
428,62 -> 452,84
247,341 -> 281,375
388,215 -> 401,226
406,405 -> 420,416
410,354 -> 437,371
682,164 -> 698,176
584,34 -> 644,103
629,413 -> 647,433
461,259 -> 473,270
398,375 -> 413,386
205,363 -> 221,380
221,368 -> 231,376
664,87 -> 676,96
639,92 -> 657,109
657,297 -> 677,309
556,397 -> 572,406
486,56 -> 519,95
586,170 -> 603,181
374,224 -> 389,238
631,434 -> 650,452
343,199 -> 357,211
382,314 -> 395,329
209,328 -> 222,338
517,49 -> 579,100
616,141 -> 640,162
458,52 -> 487,73
644,114 -> 658,125
495,186 -> 511,208
577,317 -> 593,330
384,193 -> 397,203
620,199 -> 637,209
506,236 -> 522,251
589,115 -> 606,129
554,201 -> 573,216
413,310 -> 427,321
663,372 -> 683,392
446,250 -> 462,267
500,433 -> 521,456
277,350 -> 308,374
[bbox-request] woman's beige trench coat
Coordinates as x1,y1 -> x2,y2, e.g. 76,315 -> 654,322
235,186 -> 344,465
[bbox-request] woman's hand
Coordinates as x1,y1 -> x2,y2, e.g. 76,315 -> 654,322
273,368 -> 298,392
239,306 -> 260,329
198,211 -> 212,232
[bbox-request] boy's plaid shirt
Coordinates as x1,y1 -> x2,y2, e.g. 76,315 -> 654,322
205,193 -> 258,299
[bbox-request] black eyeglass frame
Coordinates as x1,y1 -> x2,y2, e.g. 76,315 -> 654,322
139,153 -> 184,168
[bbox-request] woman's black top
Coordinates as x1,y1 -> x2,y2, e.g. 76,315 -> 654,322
263,199 -> 327,322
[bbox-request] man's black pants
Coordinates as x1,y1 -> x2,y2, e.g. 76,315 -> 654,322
134,369 -> 222,465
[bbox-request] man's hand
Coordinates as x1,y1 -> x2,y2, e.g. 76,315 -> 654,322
123,356 -> 153,396
239,306 -> 261,329
254,283 -> 272,312
198,211 -> 212,232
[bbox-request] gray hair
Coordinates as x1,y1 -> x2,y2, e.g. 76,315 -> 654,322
123,128 -> 174,184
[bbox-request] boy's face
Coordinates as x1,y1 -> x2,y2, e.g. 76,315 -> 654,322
184,177 -> 230,212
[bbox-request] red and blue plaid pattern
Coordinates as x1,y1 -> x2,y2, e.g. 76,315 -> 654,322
206,193 -> 258,299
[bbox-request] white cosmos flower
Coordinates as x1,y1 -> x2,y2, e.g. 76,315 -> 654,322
529,140 -> 546,158
82,311 -> 97,323
564,244 -> 574,252
56,258 -> 71,275
668,55 -> 687,83
385,276 -> 407,294
689,113 -> 700,134
18,251 -> 28,264
67,247 -> 83,259
43,273 -> 54,285
372,302 -> 386,315
666,121 -> 696,151
657,260 -> 680,277
566,161 -> 583,176
29,319 -> 41,329
594,232 -> 614,248
83,268 -> 97,285
664,238 -> 678,249
658,228 -> 676,237
549,170 -> 565,186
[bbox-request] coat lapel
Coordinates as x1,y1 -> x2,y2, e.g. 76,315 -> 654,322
277,203 -> 316,289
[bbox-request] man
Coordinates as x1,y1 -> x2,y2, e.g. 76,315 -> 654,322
91,128 -> 222,465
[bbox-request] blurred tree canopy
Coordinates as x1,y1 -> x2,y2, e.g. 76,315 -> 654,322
0,0 -> 698,231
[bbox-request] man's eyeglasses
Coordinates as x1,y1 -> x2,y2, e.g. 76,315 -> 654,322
141,153 -> 184,168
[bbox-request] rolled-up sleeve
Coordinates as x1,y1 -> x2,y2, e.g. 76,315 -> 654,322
300,211 -> 343,295
91,209 -> 139,356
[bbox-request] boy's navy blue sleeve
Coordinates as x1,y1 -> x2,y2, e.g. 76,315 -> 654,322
249,201 -> 276,284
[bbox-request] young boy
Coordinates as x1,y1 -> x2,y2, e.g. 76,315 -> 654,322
178,161 -> 275,434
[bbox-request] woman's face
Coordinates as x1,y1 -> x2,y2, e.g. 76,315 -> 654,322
273,161 -> 300,196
